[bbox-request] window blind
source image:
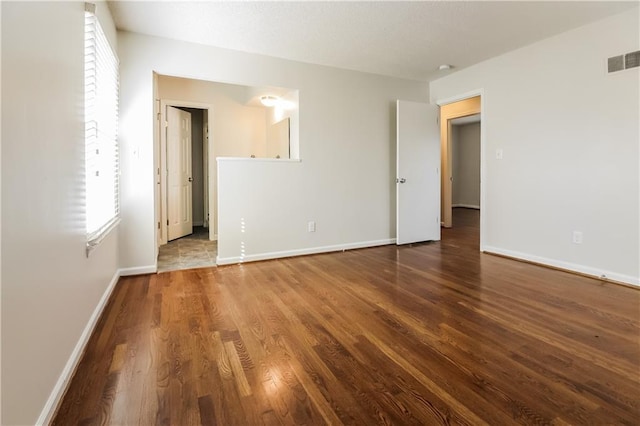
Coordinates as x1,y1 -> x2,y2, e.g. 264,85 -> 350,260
85,4 -> 119,253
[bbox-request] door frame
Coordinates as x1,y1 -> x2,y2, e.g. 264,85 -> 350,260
158,99 -> 212,246
436,89 -> 486,250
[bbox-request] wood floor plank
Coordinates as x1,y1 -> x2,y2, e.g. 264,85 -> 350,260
53,209 -> 640,425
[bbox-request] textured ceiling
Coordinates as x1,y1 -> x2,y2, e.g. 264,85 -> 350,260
109,1 -> 637,81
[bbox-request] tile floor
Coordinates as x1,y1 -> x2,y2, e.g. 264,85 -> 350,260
157,226 -> 217,273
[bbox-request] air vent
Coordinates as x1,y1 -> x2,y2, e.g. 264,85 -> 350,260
625,50 -> 639,69
608,55 -> 624,73
608,50 -> 640,73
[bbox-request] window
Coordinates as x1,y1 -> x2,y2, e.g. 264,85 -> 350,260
84,3 -> 119,253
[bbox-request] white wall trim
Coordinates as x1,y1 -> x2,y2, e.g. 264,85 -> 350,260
452,204 -> 480,209
217,238 -> 396,266
435,89 -> 484,107
119,264 -> 157,276
483,245 -> 640,287
36,269 -> 121,425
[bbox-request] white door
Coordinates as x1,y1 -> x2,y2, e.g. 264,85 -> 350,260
396,100 -> 441,245
167,106 -> 193,241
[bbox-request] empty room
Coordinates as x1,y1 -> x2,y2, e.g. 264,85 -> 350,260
1,1 -> 639,425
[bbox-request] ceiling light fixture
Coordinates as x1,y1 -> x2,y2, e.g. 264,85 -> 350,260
438,64 -> 453,71
260,95 -> 278,107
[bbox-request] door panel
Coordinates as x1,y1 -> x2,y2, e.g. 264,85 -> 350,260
167,106 -> 193,241
396,100 -> 440,245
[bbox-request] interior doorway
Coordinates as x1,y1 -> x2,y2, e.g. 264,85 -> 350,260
439,96 -> 481,228
438,94 -> 483,248
157,101 -> 215,272
450,115 -> 481,242
158,100 -> 212,247
450,114 -> 481,209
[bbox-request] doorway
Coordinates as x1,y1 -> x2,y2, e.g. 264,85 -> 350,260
450,115 -> 481,242
450,114 -> 481,211
438,94 -> 483,247
157,100 -> 215,271
158,100 -> 212,246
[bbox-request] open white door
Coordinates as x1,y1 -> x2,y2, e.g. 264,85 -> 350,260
396,100 -> 440,245
167,106 -> 193,241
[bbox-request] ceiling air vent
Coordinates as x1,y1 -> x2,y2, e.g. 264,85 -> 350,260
608,55 -> 624,73
625,50 -> 639,69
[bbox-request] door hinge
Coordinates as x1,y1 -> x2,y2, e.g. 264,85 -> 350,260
157,221 -> 161,230
157,112 -> 161,121
164,121 -> 168,128
167,219 -> 169,226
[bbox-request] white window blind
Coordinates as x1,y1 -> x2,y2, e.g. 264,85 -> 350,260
85,4 -> 119,253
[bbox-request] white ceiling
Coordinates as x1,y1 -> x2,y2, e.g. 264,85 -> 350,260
109,1 -> 637,81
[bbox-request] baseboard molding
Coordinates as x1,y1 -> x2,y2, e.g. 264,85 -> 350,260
452,204 -> 480,209
483,245 -> 640,288
217,238 -> 396,266
119,264 -> 157,276
36,269 -> 121,425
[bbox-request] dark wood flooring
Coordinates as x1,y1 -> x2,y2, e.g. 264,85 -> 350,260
54,209 -> 640,425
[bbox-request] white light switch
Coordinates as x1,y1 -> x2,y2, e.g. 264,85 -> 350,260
496,149 -> 503,160
308,221 -> 316,232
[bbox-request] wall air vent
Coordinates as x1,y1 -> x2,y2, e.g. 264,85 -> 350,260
608,50 -> 640,73
624,50 -> 639,69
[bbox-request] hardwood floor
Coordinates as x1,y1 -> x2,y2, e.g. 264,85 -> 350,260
54,209 -> 640,425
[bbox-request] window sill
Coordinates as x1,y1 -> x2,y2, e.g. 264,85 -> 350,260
86,217 -> 120,257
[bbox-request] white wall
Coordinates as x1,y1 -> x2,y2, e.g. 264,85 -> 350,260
452,122 -> 481,208
158,75 -> 281,237
1,2 -> 120,424
266,90 -> 300,159
431,7 -> 640,285
158,75 -> 268,157
118,31 -> 428,270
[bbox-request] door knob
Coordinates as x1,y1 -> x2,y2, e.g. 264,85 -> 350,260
188,177 -> 193,182
396,178 -> 406,183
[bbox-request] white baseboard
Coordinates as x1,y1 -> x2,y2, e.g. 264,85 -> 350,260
452,204 -> 480,209
119,264 -> 157,276
483,245 -> 640,287
217,238 -> 396,266
36,269 -> 121,425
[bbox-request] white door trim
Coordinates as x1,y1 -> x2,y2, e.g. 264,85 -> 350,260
435,88 -> 486,251
158,99 -> 213,246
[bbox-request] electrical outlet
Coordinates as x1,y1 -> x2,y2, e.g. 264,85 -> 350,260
308,221 -> 316,232
572,231 -> 583,244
